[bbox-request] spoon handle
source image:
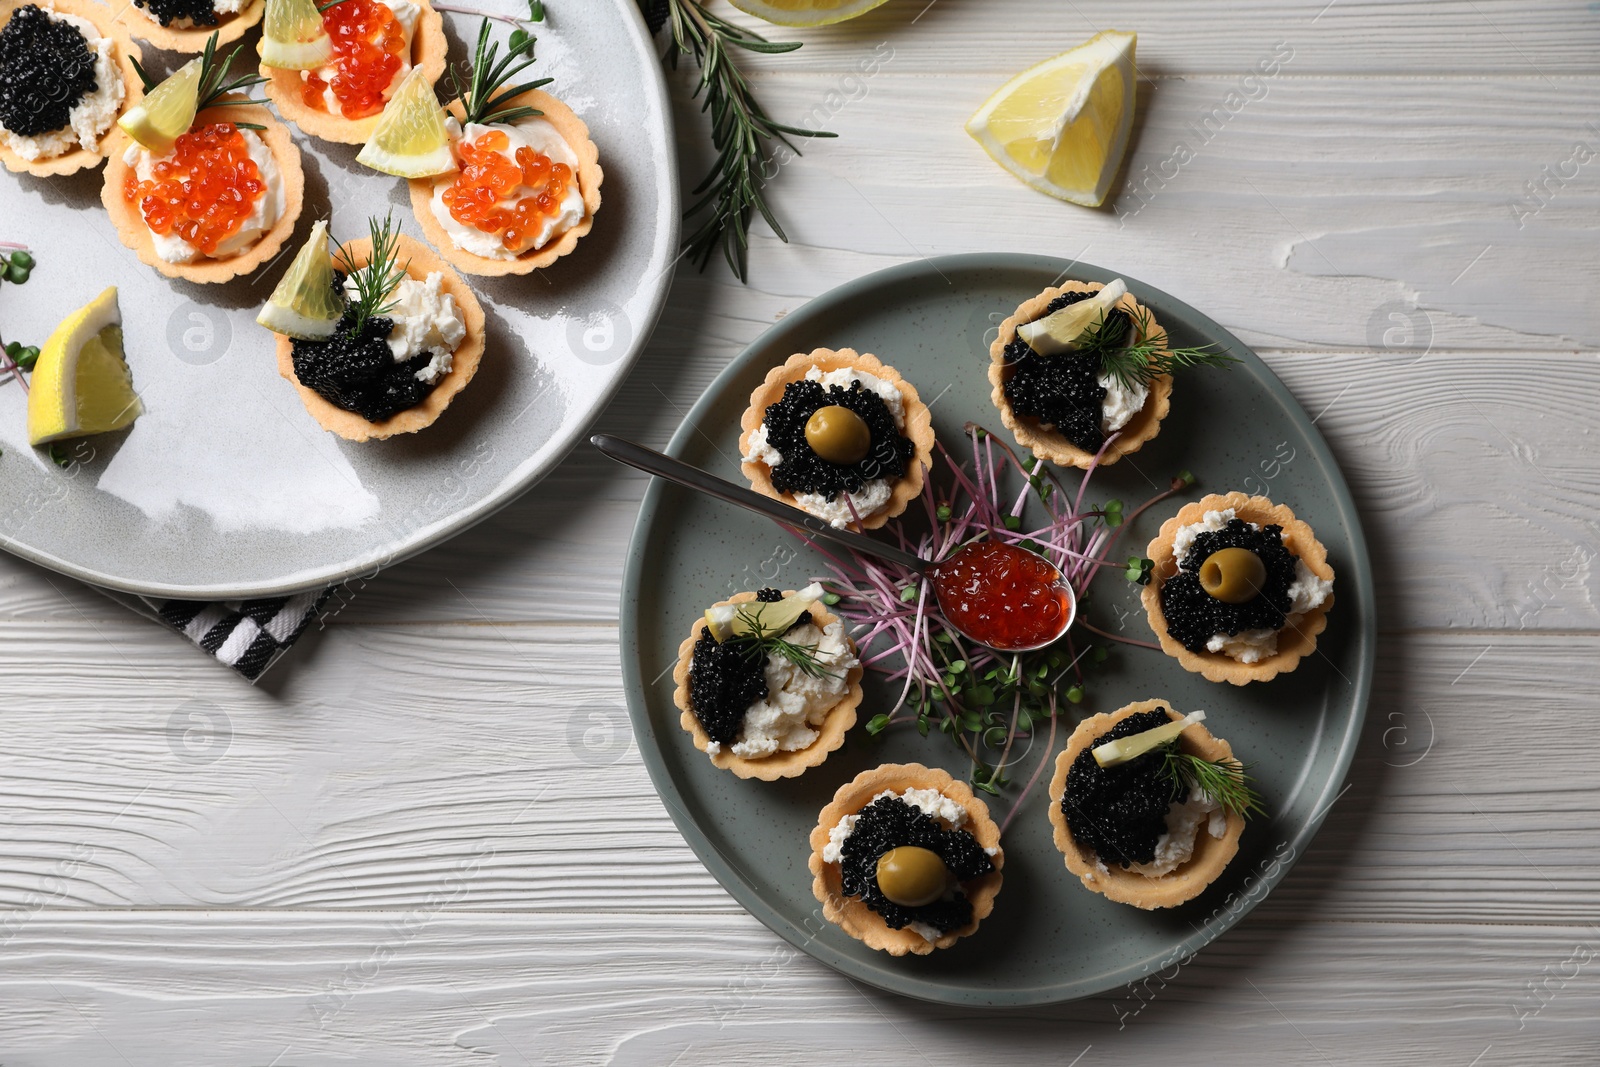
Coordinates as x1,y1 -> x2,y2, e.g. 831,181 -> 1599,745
590,434 -> 929,575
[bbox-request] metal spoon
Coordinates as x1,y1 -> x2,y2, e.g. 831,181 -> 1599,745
590,434 -> 1075,652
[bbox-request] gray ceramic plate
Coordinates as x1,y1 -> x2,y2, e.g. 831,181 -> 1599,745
620,254 -> 1374,1007
0,0 -> 676,599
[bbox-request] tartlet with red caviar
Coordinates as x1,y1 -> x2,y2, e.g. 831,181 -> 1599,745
261,0 -> 446,145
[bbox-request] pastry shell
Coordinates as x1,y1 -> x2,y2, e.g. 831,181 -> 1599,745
0,0 -> 144,176
110,0 -> 263,53
260,0 -> 446,146
1141,491 -> 1336,685
987,280 -> 1172,469
273,233 -> 486,441
808,762 -> 1004,956
672,590 -> 863,781
407,89 -> 603,276
1048,699 -> 1245,910
738,348 -> 935,531
100,102 -> 305,283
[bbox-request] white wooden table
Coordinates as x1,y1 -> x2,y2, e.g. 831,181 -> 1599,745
4,1 -> 1599,1062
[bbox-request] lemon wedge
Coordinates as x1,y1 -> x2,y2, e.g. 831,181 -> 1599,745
117,56 -> 202,155
28,288 -> 142,446
1092,710 -> 1206,768
1018,278 -> 1127,355
966,30 -> 1136,207
356,67 -> 456,178
704,582 -> 825,643
256,220 -> 345,339
727,0 -> 889,26
261,0 -> 334,69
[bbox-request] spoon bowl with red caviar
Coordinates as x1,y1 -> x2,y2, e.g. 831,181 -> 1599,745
592,435 -> 1076,653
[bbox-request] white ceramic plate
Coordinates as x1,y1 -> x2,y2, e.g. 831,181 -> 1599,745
0,0 -> 677,599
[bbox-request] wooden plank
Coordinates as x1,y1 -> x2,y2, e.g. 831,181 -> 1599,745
0,912 -> 1594,1064
699,0 -> 1600,75
0,624 -> 1595,926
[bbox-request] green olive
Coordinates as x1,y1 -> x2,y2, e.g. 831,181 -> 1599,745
875,845 -> 949,907
804,405 -> 872,465
1198,546 -> 1268,604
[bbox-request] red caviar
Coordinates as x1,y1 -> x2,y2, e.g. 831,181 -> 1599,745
929,541 -> 1074,651
302,0 -> 407,119
440,128 -> 575,254
122,122 -> 266,257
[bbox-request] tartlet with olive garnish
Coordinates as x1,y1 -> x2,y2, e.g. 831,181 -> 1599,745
0,0 -> 144,177
110,0 -> 263,54
673,584 -> 863,781
810,763 -> 1003,956
101,34 -> 304,284
259,0 -> 447,146
1048,700 -> 1258,910
1141,491 -> 1335,685
740,348 -> 935,531
988,279 -> 1234,469
259,213 -> 485,442
397,19 -> 601,277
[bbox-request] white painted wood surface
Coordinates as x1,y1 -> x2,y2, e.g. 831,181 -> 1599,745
3,1 -> 1600,1062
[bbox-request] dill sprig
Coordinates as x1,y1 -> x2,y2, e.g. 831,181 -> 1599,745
131,33 -> 270,131
337,213 -> 410,337
1161,746 -> 1266,820
1075,305 -> 1240,391
729,604 -> 838,679
450,18 -> 554,127
651,0 -> 835,281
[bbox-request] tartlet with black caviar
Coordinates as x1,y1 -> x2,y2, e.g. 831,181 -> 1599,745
0,0 -> 143,176
268,221 -> 486,441
988,279 -> 1172,469
1141,491 -> 1335,685
111,0 -> 264,54
672,585 -> 863,781
739,347 -> 934,531
810,763 -> 1003,955
1048,700 -> 1249,909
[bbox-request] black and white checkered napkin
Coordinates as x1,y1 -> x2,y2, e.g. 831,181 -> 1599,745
97,587 -> 334,681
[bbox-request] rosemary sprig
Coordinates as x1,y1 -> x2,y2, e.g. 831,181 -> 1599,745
1161,746 -> 1266,820
650,0 -> 834,281
729,604 -> 838,679
336,213 -> 410,337
130,33 -> 270,130
1076,305 -> 1240,391
450,18 -> 553,127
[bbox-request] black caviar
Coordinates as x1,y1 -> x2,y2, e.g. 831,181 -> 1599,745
132,0 -> 220,28
687,587 -> 796,745
1158,519 -> 1298,653
1061,708 -> 1181,867
0,5 -> 98,139
760,378 -> 912,501
837,793 -> 994,935
290,272 -> 438,424
1002,290 -> 1134,454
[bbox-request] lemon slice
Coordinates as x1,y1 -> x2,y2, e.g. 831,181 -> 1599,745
256,220 -> 345,339
704,582 -> 825,643
1092,710 -> 1206,768
356,67 -> 456,178
1018,278 -> 1128,355
117,57 -> 202,155
966,30 -> 1136,208
28,288 -> 142,446
261,0 -> 334,69
727,0 -> 889,26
